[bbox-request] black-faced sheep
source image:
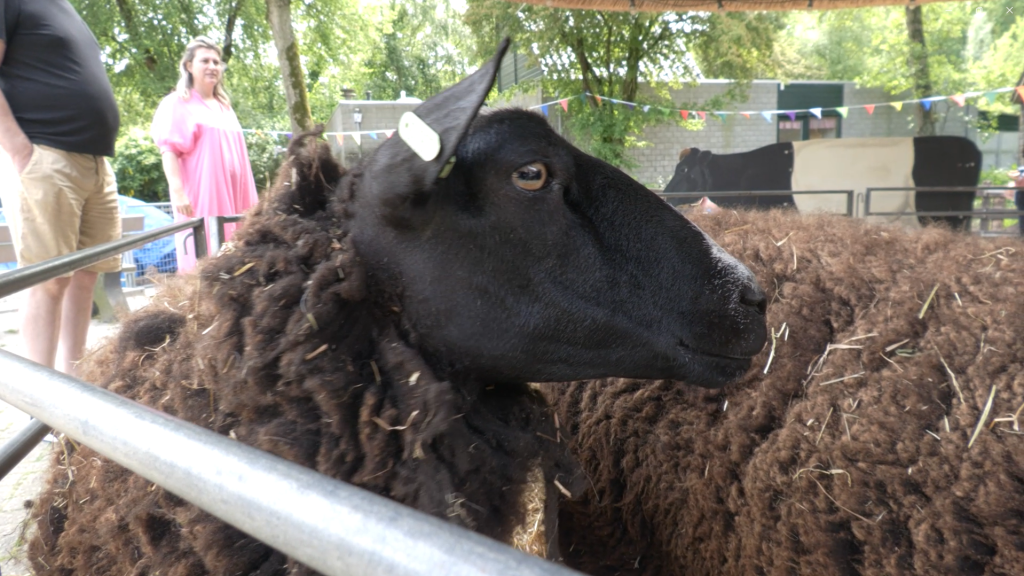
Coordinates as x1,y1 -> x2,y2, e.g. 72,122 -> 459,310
25,41 -> 768,575
545,209 -> 1024,576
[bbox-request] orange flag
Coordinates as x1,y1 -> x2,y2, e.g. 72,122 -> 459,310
680,110 -> 689,120
1016,86 -> 1024,101
559,99 -> 568,112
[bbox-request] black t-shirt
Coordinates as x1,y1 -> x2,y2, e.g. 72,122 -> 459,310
0,0 -> 119,157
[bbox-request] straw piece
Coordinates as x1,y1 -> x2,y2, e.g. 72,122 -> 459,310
918,284 -> 939,319
819,372 -> 865,386
232,262 -> 256,277
304,344 -> 329,361
935,349 -> 965,404
816,407 -> 834,445
968,385 -> 997,449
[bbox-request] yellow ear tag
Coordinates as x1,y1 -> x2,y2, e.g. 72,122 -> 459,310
398,111 -> 441,162
438,155 -> 457,179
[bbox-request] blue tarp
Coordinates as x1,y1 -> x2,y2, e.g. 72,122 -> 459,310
0,195 -> 177,276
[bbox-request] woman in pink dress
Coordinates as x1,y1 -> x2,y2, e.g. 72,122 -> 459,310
151,36 -> 258,273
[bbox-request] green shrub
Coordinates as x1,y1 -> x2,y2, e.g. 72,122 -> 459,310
244,130 -> 288,193
112,128 -> 168,203
111,128 -> 288,203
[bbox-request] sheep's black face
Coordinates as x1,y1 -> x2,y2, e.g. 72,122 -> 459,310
350,109 -> 767,388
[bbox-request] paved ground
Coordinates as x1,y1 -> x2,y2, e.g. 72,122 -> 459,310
0,290 -> 148,575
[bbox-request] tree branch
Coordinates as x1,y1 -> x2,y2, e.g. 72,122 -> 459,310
222,0 -> 247,63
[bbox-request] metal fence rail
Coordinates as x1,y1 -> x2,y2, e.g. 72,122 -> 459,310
864,186 -> 1024,221
0,217 -> 207,476
0,218 -> 205,300
655,190 -> 856,217
0,350 -> 580,576
0,212 -> 578,575
656,187 -> 1024,228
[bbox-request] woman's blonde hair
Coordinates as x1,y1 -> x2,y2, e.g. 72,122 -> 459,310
175,36 -> 231,107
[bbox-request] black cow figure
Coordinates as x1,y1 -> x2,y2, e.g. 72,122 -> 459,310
664,137 -> 981,230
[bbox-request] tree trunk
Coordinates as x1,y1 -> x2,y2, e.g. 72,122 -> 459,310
265,0 -> 313,134
222,0 -> 247,64
905,6 -> 935,137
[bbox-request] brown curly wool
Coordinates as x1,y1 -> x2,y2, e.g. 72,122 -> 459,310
27,135 -> 574,576
546,209 -> 1024,576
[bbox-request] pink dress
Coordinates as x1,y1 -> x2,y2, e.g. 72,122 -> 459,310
151,90 -> 258,273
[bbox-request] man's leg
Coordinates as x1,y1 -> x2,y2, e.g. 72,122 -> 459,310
21,276 -> 72,370
57,270 -> 98,376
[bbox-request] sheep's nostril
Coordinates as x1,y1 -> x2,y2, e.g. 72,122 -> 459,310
739,283 -> 768,316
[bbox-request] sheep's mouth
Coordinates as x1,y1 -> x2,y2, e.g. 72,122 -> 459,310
674,340 -> 755,388
677,340 -> 756,362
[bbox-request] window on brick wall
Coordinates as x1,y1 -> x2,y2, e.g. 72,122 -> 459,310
777,114 -> 841,142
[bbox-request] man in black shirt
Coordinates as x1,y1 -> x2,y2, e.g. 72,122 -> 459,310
0,0 -> 121,379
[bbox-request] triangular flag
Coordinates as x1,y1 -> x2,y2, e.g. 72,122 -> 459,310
786,111 -> 796,121
595,96 -> 602,106
385,130 -> 394,139
579,95 -> 587,103
352,133 -> 360,146
559,99 -> 568,112
809,107 -> 822,119
761,111 -> 773,123
741,112 -> 750,119
864,104 -> 875,115
1016,86 -> 1024,101
369,132 -> 378,140
892,101 -> 903,111
984,92 -> 998,104
922,100 -> 932,111
697,111 -> 706,121
680,110 -> 689,120
541,104 -> 549,116
836,107 -> 848,118
715,112 -> 727,122
642,105 -> 650,113
950,94 -> 966,107
335,134 -> 343,146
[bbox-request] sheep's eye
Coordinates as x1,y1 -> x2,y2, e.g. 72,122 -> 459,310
512,163 -> 548,191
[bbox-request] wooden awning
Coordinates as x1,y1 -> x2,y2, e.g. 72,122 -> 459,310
515,0 -> 950,12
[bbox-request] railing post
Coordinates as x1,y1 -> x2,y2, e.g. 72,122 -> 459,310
193,219 -> 208,260
216,217 -> 228,252
0,419 -> 51,480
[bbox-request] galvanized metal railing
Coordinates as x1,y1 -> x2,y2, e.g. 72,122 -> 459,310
0,213 -> 579,575
656,187 -> 1024,229
657,189 -> 857,217
0,351 -> 580,576
0,217 -> 206,476
865,186 -> 1024,224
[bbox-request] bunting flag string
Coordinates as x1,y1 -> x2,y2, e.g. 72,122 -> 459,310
238,85 -> 1021,143
520,86 -> 1020,128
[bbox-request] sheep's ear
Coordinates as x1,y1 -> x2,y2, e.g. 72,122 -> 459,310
362,38 -> 510,210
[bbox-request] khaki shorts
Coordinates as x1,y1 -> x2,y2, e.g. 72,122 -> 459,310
0,144 -> 121,274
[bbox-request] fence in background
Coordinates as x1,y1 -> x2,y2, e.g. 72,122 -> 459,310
655,186 -> 1024,236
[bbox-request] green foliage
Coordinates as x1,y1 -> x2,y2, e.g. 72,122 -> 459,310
110,128 -> 286,204
111,129 -> 168,203
362,0 -> 471,101
244,131 -> 288,193
980,163 -> 1019,186
776,5 -> 1023,122
464,1 -> 782,167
